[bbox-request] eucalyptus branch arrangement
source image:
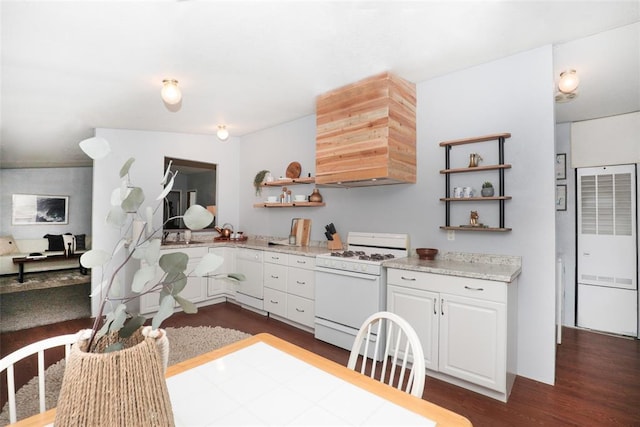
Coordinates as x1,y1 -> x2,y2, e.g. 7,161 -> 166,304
78,137 -> 243,353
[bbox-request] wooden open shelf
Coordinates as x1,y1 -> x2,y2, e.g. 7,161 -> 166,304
439,133 -> 512,147
253,202 -> 325,208
440,196 -> 512,202
440,164 -> 511,174
440,226 -> 512,232
263,177 -> 315,186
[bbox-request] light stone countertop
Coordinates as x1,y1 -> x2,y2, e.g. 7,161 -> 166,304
161,236 -> 330,258
383,252 -> 522,283
163,236 -> 521,282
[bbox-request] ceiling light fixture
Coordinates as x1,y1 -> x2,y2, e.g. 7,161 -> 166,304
161,79 -> 182,105
217,125 -> 229,141
558,69 -> 579,94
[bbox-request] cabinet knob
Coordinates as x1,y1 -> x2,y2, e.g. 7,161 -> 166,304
296,280 -> 306,285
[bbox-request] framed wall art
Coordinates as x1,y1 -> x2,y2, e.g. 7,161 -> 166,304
555,153 -> 566,180
12,194 -> 69,224
555,184 -> 567,211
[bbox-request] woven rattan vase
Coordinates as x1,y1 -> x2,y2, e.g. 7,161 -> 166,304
54,327 -> 174,426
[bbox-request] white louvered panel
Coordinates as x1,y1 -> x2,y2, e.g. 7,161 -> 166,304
580,175 -> 596,234
614,173 -> 632,236
597,174 -> 614,235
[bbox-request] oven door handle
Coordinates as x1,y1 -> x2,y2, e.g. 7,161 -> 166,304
315,266 -> 379,281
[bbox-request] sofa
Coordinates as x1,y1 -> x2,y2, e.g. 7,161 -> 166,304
0,234 -> 91,276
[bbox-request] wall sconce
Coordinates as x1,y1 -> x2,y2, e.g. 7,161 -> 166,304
217,125 -> 229,141
161,79 -> 182,105
558,69 -> 579,94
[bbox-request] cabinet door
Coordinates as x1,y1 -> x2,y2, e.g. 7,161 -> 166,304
387,284 -> 439,371
439,293 -> 506,392
207,247 -> 235,297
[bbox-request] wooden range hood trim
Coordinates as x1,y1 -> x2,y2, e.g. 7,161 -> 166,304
315,72 -> 417,187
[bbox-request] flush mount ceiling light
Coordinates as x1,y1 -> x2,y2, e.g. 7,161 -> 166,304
555,69 -> 580,103
558,69 -> 579,94
217,125 -> 229,141
161,79 -> 182,105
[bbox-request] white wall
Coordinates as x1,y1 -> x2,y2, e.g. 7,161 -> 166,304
0,167 -> 92,238
90,128 -> 240,314
240,46 -> 558,384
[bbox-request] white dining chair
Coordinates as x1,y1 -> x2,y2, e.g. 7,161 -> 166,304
0,333 -> 77,424
347,311 -> 426,398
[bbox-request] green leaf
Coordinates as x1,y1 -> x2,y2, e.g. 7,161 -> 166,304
79,137 -> 111,160
104,342 -> 124,353
131,240 -> 149,260
145,206 -> 154,235
106,205 -> 127,227
227,273 -> 246,282
160,160 -> 173,185
193,252 -> 224,276
145,238 -> 161,265
131,265 -> 156,293
108,304 -> 128,333
120,315 -> 146,338
152,295 -> 175,329
96,311 -> 115,340
183,205 -> 213,230
119,157 -> 135,178
175,295 -> 198,314
165,271 -> 187,294
121,186 -> 144,213
159,252 -> 188,273
157,175 -> 175,201
80,250 -> 111,269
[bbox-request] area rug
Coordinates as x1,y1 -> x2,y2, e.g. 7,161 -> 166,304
0,326 -> 251,425
0,269 -> 90,295
0,283 -> 91,333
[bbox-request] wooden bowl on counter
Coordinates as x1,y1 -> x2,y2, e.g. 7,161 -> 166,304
416,248 -> 438,260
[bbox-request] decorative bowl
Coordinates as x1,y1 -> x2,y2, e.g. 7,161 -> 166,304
416,248 -> 438,260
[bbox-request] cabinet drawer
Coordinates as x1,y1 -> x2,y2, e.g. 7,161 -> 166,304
287,268 -> 315,299
161,246 -> 208,258
264,263 -> 287,292
264,288 -> 287,317
264,251 -> 288,265
288,254 -> 315,270
287,294 -> 314,327
388,268 -> 506,303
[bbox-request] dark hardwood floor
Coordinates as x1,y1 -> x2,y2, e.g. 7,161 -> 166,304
1,302 -> 639,426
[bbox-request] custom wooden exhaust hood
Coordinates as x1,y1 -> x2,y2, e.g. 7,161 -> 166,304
315,72 -> 416,187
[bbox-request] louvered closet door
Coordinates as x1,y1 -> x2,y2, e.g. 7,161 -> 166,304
577,164 -> 637,290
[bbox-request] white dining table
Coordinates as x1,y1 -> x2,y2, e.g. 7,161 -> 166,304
11,333 -> 472,426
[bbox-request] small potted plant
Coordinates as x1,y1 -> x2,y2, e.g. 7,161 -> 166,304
253,170 -> 270,196
481,181 -> 494,197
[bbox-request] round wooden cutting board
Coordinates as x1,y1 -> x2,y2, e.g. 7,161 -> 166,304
286,161 -> 301,178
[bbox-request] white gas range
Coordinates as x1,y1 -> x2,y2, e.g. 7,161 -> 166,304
314,232 -> 410,352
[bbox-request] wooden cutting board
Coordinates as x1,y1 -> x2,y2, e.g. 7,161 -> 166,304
294,218 -> 311,246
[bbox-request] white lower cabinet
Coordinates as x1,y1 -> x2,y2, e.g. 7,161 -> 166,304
207,247 -> 236,298
263,251 -> 315,329
387,268 -> 517,402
